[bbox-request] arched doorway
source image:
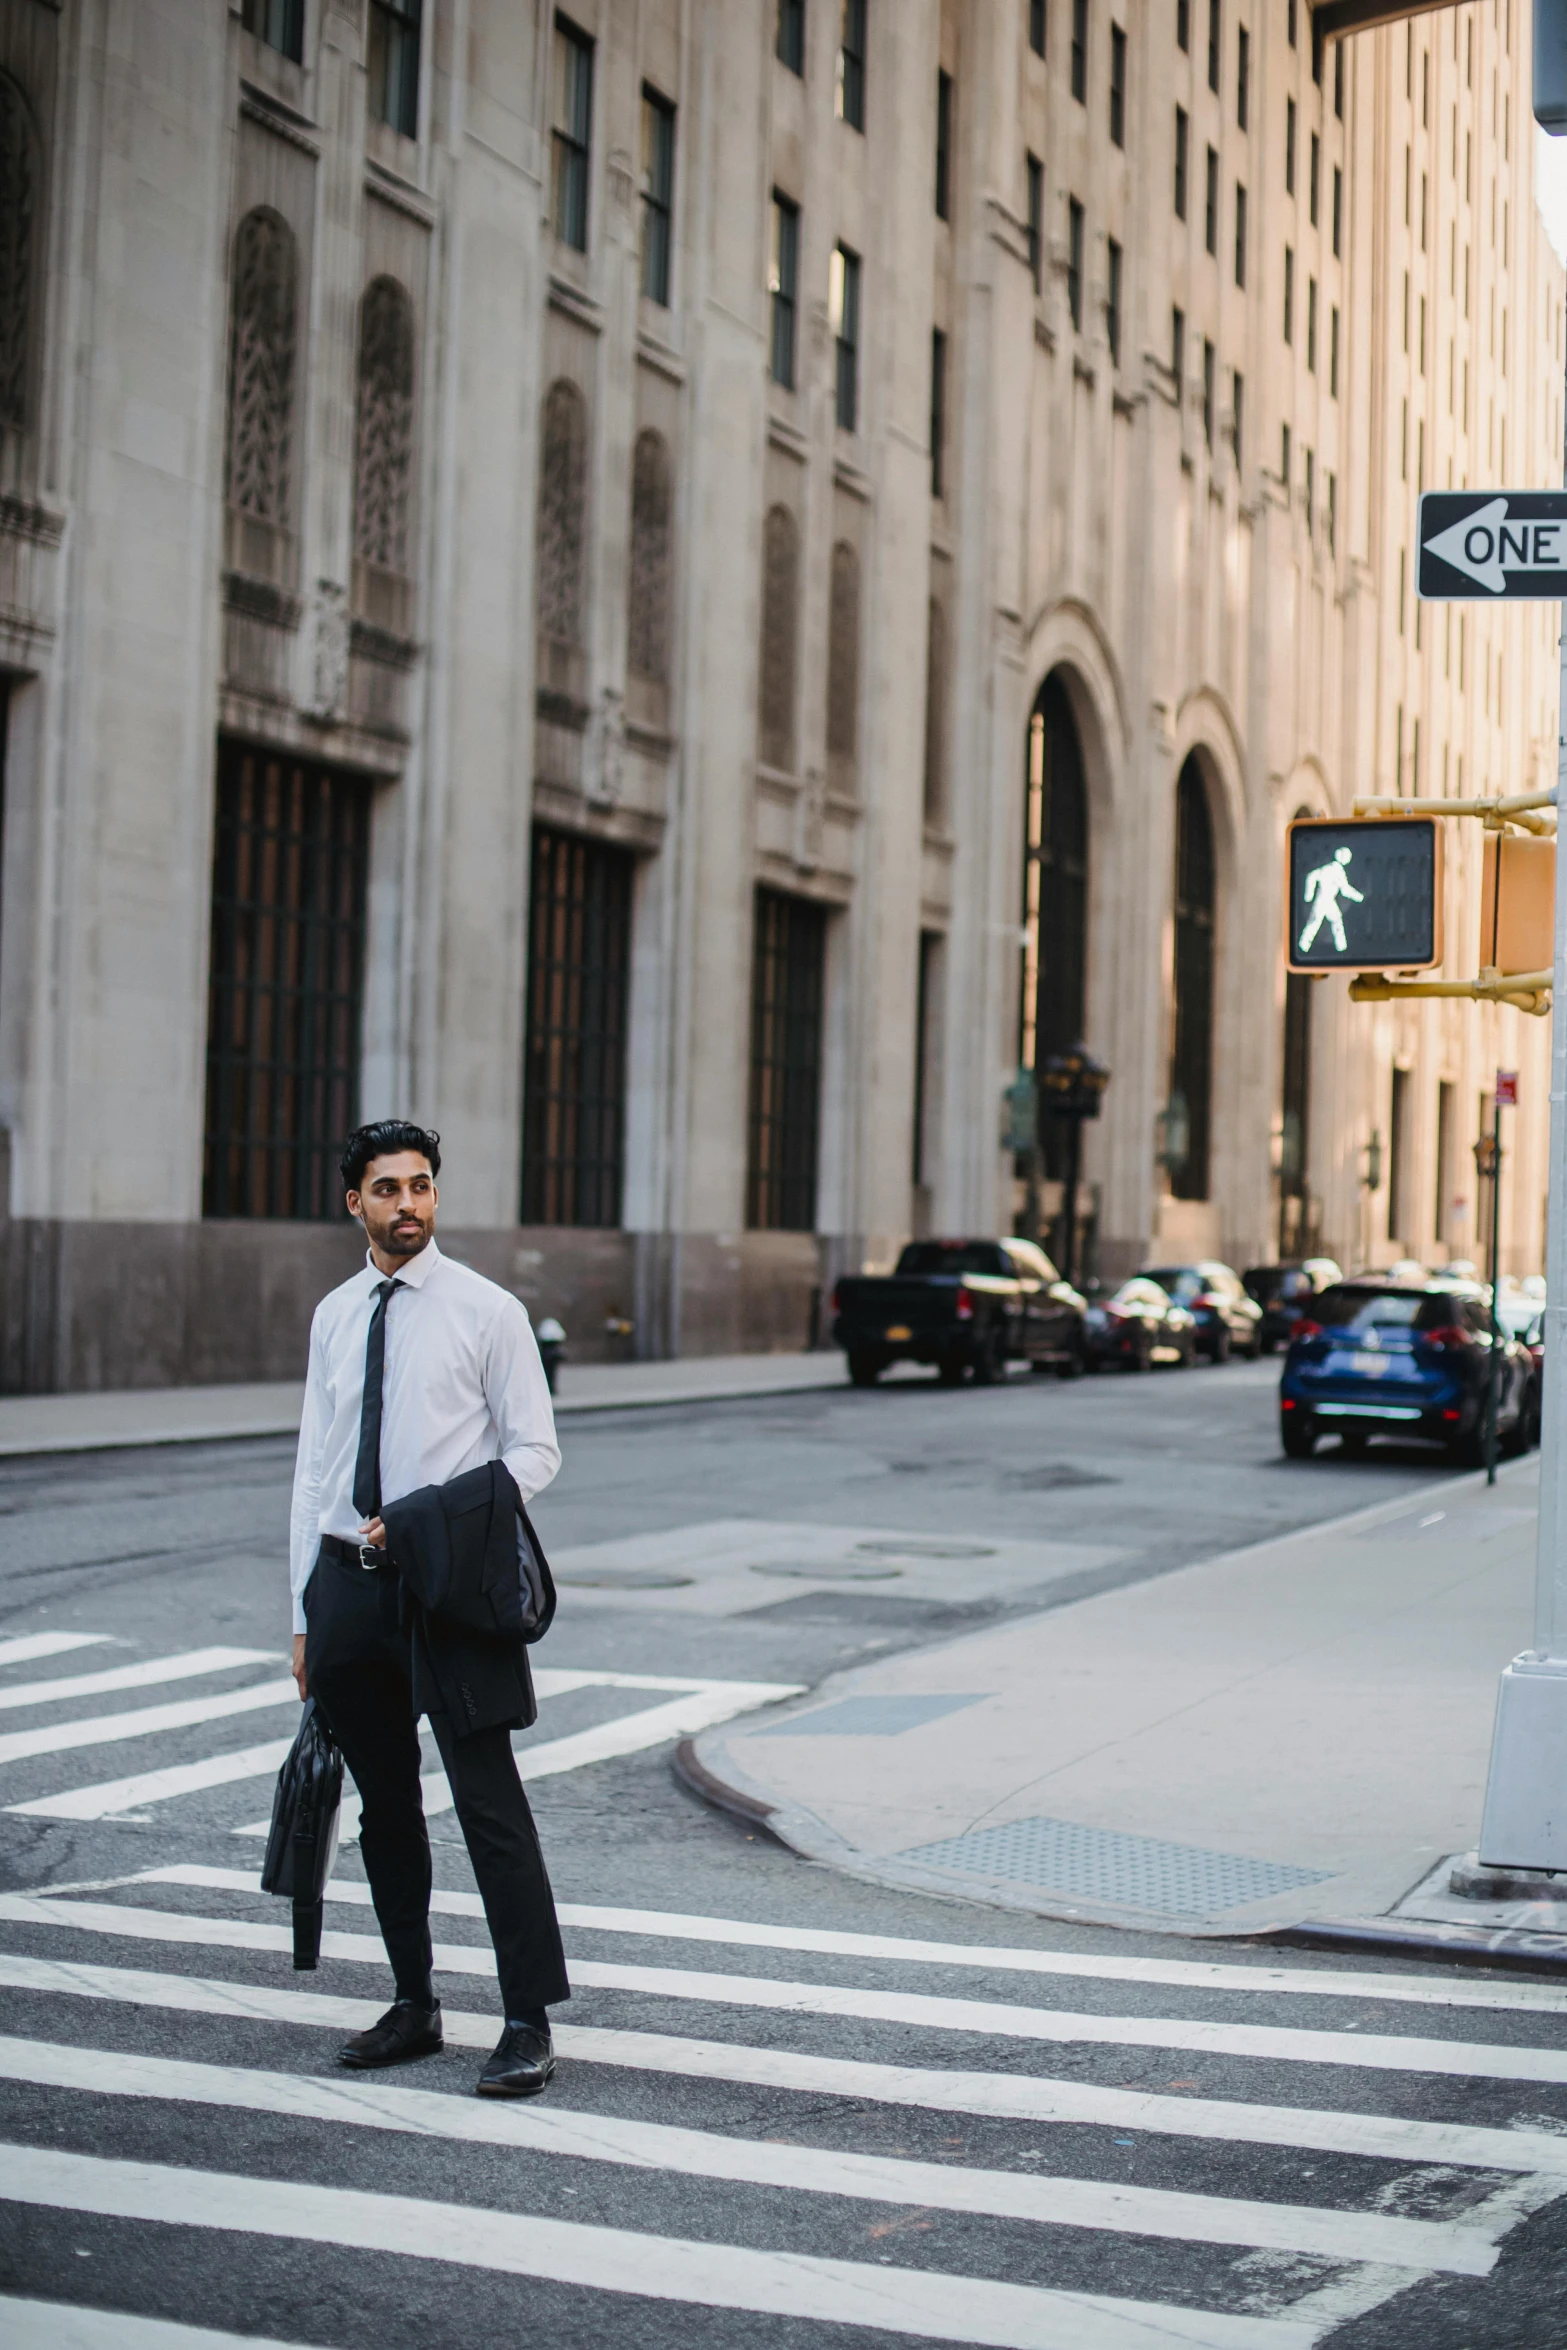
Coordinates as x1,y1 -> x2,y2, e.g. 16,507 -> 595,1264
1168,758 -> 1216,1203
1021,673 -> 1091,1243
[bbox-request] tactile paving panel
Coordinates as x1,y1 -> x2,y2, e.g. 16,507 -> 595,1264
759,1694 -> 985,1737
897,1814 -> 1334,1913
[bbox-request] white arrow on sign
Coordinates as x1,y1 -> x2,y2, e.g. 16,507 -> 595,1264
1424,497 -> 1567,592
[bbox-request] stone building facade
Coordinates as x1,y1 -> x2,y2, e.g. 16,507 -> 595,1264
0,0 -> 1560,1390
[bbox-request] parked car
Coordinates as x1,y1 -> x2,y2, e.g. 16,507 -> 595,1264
830,1238 -> 1087,1387
1242,1259 -> 1343,1354
1142,1262 -> 1262,1362
1082,1277 -> 1197,1372
1278,1280 -> 1534,1463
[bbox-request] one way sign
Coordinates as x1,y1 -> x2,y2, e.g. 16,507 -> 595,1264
1418,490 -> 1567,599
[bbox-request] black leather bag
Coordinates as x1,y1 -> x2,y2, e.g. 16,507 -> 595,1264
260,1697 -> 343,1970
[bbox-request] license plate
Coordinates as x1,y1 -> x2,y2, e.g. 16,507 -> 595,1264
885,1324 -> 912,1341
1351,1350 -> 1389,1376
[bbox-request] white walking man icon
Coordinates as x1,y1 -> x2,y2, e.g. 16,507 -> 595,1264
1298,845 -> 1364,954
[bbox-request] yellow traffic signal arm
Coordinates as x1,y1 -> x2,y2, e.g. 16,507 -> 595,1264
1352,791 -> 1557,837
1348,969 -> 1553,1016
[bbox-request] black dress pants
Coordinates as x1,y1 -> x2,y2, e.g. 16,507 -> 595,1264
303,1551 -> 569,2017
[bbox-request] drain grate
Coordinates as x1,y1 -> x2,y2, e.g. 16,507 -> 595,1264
897,1815 -> 1333,1913
759,1693 -> 986,1738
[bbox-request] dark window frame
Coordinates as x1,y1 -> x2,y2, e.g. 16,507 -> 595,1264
746,888 -> 827,1232
1067,197 -> 1084,328
838,0 -> 866,129
639,85 -> 675,304
1027,151 -> 1044,288
242,0 -> 305,63
935,67 -> 953,218
1204,144 -> 1218,254
1207,0 -> 1220,92
367,0 -> 422,137
1030,0 -> 1048,57
1109,23 -> 1126,144
1175,107 -> 1188,219
930,326 -> 947,495
1071,0 -> 1088,102
777,0 -> 805,73
770,191 -> 800,388
1169,759 -> 1216,1202
1236,22 -> 1249,127
521,826 -> 635,1230
1106,237 -> 1123,363
552,14 -> 594,252
832,242 -> 861,430
1234,180 -> 1246,285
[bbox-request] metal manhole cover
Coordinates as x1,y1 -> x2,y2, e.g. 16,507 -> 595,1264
555,1568 -> 695,1590
897,1815 -> 1334,1915
751,1560 -> 905,1581
852,1538 -> 997,1560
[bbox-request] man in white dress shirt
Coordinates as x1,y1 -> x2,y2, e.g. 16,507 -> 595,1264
290,1118 -> 568,2096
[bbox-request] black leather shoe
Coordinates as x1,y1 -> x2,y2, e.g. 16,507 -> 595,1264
337,2000 -> 443,2070
476,2021 -> 554,2097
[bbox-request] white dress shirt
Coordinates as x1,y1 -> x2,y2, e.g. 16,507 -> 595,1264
288,1239 -> 561,1634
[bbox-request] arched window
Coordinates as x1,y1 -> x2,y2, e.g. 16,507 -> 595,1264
627,429 -> 671,683
0,73 -> 39,434
825,541 -> 860,779
922,600 -> 948,824
758,504 -> 799,772
225,209 -> 298,526
1169,757 -> 1217,1202
537,379 -> 588,645
1021,672 -> 1090,1182
353,277 -> 415,579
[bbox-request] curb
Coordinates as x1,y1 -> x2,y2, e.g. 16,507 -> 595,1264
1267,1915 -> 1567,1976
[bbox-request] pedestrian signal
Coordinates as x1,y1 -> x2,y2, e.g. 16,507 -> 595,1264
1285,817 -> 1443,975
1479,833 -> 1555,977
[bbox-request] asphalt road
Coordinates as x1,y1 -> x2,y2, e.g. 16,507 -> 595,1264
1,1355 -> 1564,2349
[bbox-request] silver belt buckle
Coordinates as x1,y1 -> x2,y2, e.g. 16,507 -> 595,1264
357,1543 -> 383,1571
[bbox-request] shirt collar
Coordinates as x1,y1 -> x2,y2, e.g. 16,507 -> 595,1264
361,1237 -> 442,1292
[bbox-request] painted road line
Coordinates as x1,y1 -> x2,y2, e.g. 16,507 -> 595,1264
0,2141 -> 1329,2350
131,1865 -> 1567,2021
0,1636 -> 113,1670
0,1678 -> 298,1768
7,1952 -> 1567,2178
0,1649 -> 276,1715
7,1897 -> 1567,2087
0,2032 -> 1506,2275
5,1740 -> 295,1822
0,2295 -> 318,2350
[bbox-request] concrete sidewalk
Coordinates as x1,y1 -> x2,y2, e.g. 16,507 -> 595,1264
688,1459 -> 1548,1944
0,1350 -> 852,1457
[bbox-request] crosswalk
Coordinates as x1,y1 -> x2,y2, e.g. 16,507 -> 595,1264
4,1633 -> 1567,2346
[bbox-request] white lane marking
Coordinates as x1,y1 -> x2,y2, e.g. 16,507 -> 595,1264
8,1952 -> 1567,2179
0,1636 -> 113,1670
0,1649 -> 276,1715
0,1679 -> 297,1768
0,2294 -> 317,2349
7,1896 -> 1567,2087
0,2032 -> 1503,2276
0,2142 -> 1326,2350
132,1864 -> 1567,2020
6,1741 -> 295,1822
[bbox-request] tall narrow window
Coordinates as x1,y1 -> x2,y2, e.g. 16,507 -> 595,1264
930,327 -> 947,494
1109,25 -> 1126,145
1172,304 -> 1185,389
1071,0 -> 1088,102
1022,675 -> 1090,1188
1281,418 -> 1290,487
552,16 -> 594,251
935,69 -> 953,218
202,742 -> 371,1221
1205,145 -> 1218,254
837,0 -> 866,128
746,889 -> 827,1231
1106,239 -> 1123,364
1031,0 -> 1047,57
226,209 -> 298,561
769,193 -> 799,387
367,0 -> 422,136
1286,97 -> 1295,195
0,74 -> 35,436
1435,1080 -> 1455,1241
826,540 -> 861,785
777,0 -> 805,73
352,277 -> 415,600
1304,444 -> 1314,527
639,88 -> 675,304
1202,337 -> 1215,448
1283,244 -> 1294,341
1169,759 -> 1216,1202
1067,198 -> 1084,328
1027,152 -> 1044,287
242,0 -> 304,61
1231,367 -> 1244,463
1178,0 -> 1190,52
1326,469 -> 1336,552
1174,109 -> 1188,220
627,429 -> 672,683
1329,304 -> 1339,395
537,380 -> 587,645
913,931 -> 940,1187
521,827 -> 634,1229
1334,36 -> 1343,116
1307,275 -> 1317,369
1234,182 -> 1247,286
1332,164 -> 1342,256
1207,0 -> 1221,92
1387,1067 -> 1409,1242
1288,0 -> 1296,45
759,506 -> 799,771
1237,24 -> 1249,127
923,599 -> 948,824
1279,968 -> 1311,1251
1309,131 -> 1319,225
831,243 -> 861,430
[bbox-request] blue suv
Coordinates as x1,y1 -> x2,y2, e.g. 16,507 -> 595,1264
1279,1281 -> 1533,1463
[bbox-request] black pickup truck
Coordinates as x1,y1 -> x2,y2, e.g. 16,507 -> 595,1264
830,1238 -> 1088,1387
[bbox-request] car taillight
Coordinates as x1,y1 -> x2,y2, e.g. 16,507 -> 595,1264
955,1286 -> 974,1321
1420,1325 -> 1469,1352
1292,1319 -> 1323,1341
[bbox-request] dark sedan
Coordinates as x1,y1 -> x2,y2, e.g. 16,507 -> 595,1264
1279,1281 -> 1533,1463
1083,1277 -> 1197,1372
1144,1262 -> 1262,1362
1244,1259 -> 1343,1354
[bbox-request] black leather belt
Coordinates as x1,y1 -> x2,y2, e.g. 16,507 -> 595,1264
321,1533 -> 393,1573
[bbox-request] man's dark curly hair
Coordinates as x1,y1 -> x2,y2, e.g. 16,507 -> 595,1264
340,1120 -> 442,1192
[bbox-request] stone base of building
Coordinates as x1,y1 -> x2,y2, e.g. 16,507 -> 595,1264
0,1215 -> 846,1396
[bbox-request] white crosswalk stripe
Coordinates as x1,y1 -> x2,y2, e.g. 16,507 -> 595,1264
0,1634 -> 114,1669
0,1648 -> 275,1715
4,1633 -> 1567,2346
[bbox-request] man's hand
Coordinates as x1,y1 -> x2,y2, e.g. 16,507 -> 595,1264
359,1517 -> 387,1549
292,1635 -> 307,1700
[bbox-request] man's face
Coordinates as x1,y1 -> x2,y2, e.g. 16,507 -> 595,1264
347,1152 -> 437,1259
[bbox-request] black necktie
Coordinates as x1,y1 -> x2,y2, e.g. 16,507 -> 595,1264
352,1279 -> 402,1521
